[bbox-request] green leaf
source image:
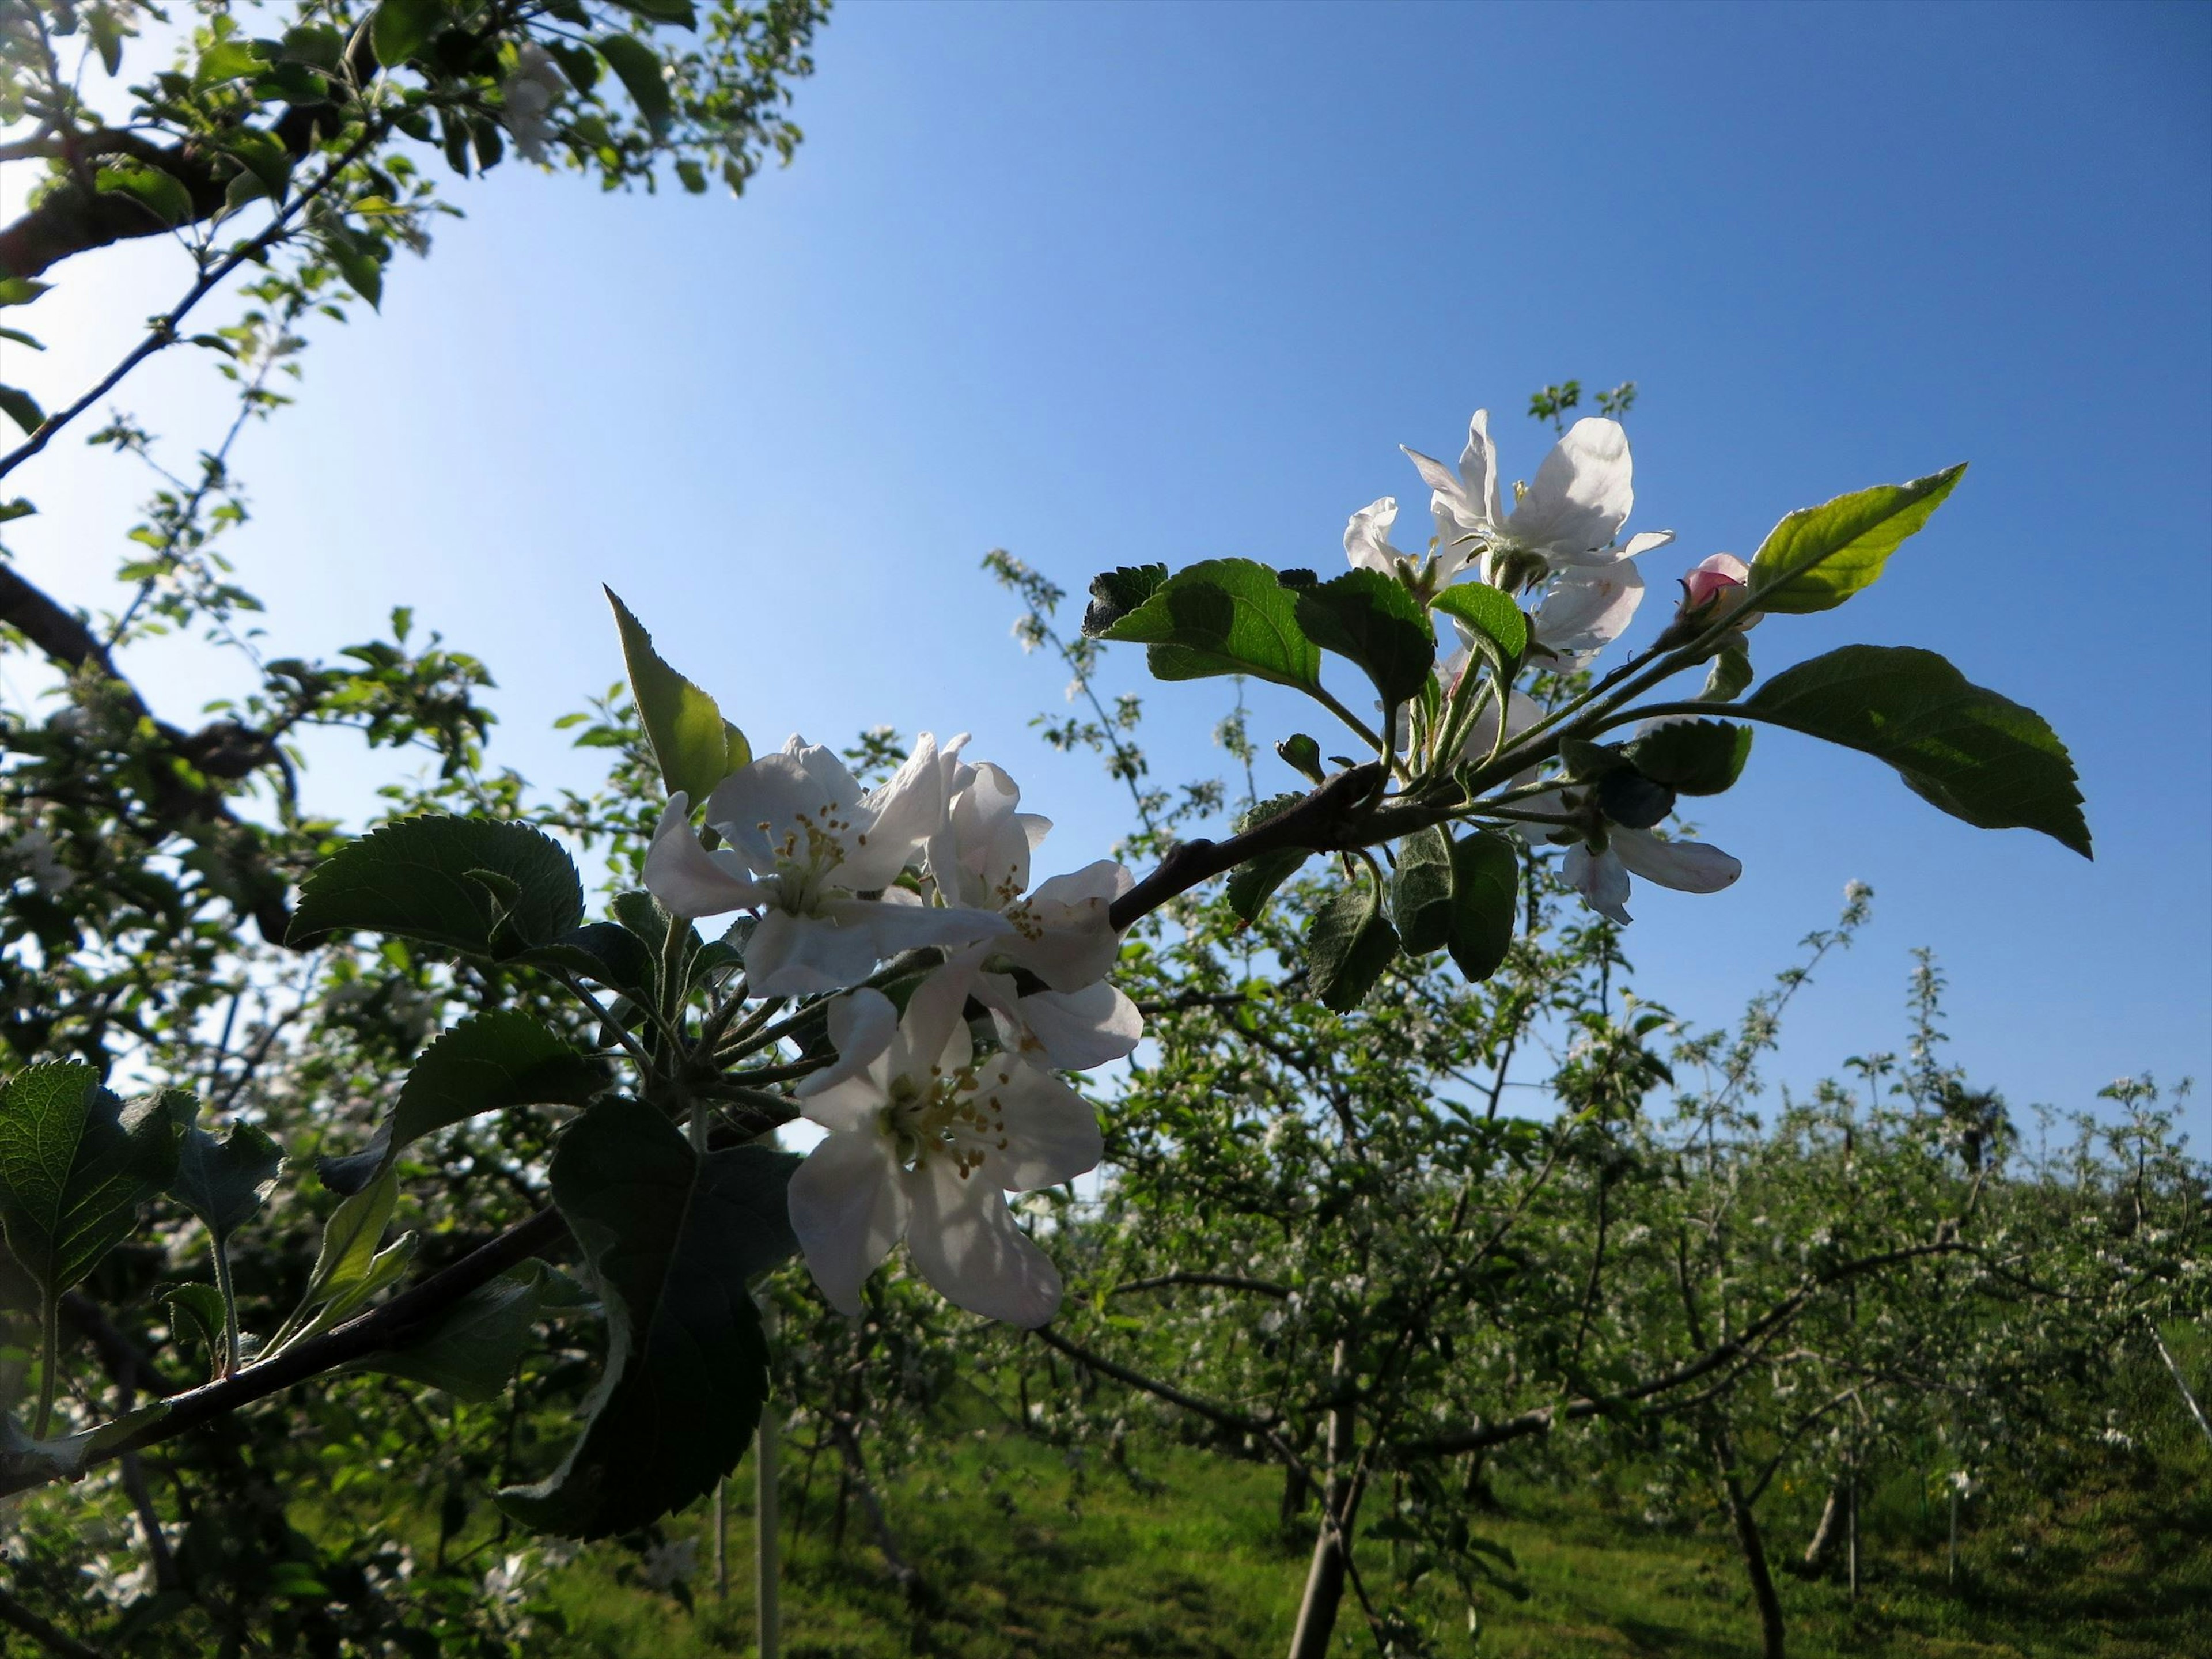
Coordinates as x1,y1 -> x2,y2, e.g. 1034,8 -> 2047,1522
1744,645 -> 2090,857
1304,877 -> 1400,1012
0,279 -> 50,308
0,327 -> 43,350
166,1097 -> 283,1245
1430,582 -> 1529,667
1391,825 -> 1456,955
1623,719 -> 1753,797
322,235 -> 384,309
355,1260 -> 574,1401
0,498 -> 35,524
192,39 -> 266,89
1748,464 -> 1966,615
296,1166 -> 400,1319
225,130 -> 294,198
321,1012 -> 603,1195
370,0 -> 445,67
1276,733 -> 1324,785
604,589 -> 749,804
513,920 -> 657,995
1080,565 -> 1168,638
161,1282 -> 228,1376
0,1064 -> 180,1301
289,816 -> 585,957
1698,643 -> 1753,703
1446,831 -> 1519,984
94,162 -> 195,228
608,0 -> 699,25
498,1104 -> 800,1538
1222,794 -> 1310,925
597,33 -> 672,131
1099,558 -> 1321,691
0,385 -> 44,435
1290,569 -> 1435,706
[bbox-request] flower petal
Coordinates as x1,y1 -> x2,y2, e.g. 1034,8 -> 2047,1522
903,1158 -> 1063,1327
1612,830 -> 1742,895
974,1055 -> 1105,1189
1564,843 -> 1634,925
744,906 -> 887,997
1344,497 -> 1402,575
704,737 -> 866,876
1535,564 -> 1645,663
1458,408 -> 1504,528
1619,529 -> 1676,560
845,731 -> 946,891
788,1130 -> 910,1318
1000,980 -> 1143,1071
642,796 -> 771,918
796,987 -> 900,1104
1509,416 -> 1634,563
890,959 -> 976,1081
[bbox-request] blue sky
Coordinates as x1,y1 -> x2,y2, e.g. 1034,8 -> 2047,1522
9,0 -> 2209,1132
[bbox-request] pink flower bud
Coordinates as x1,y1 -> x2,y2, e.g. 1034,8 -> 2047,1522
1677,552 -> 1750,616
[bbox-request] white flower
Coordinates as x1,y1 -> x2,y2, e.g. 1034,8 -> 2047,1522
638,1537 -> 696,1592
788,965 -> 1103,1327
923,745 -> 1141,1069
2,824 -> 74,894
642,734 -> 1012,997
1404,410 -> 1672,589
501,44 -> 567,163
1518,786 -> 1740,926
1531,563 -> 1645,668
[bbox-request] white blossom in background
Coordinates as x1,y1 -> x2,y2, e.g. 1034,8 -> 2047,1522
643,734 -> 1011,995
637,1538 -> 698,1592
499,44 -> 567,163
787,963 -> 1104,1327
0,820 -> 74,894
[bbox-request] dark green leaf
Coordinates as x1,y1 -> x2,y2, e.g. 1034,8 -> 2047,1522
370,0 -> 445,67
94,162 -> 194,227
1291,569 -> 1435,706
289,816 -> 585,956
279,24 -> 346,68
1276,733 -> 1324,785
608,0 -> 699,24
1391,825 -> 1456,955
0,279 -> 50,307
1080,564 -> 1168,637
161,1282 -> 227,1376
1446,831 -> 1519,984
605,589 -> 749,805
1222,793 -> 1310,926
323,235 -> 384,309
514,920 -> 657,994
1744,645 -> 2090,857
0,328 -> 39,351
498,1104 -> 800,1537
321,1012 -> 603,1195
0,499 -> 34,524
356,1260 -> 574,1401
597,33 -> 672,131
1099,558 -> 1321,691
1748,464 -> 1966,614
1623,719 -> 1753,796
1305,877 -> 1399,1012
0,1063 -> 180,1301
1597,768 -> 1675,829
0,385 -> 44,435
166,1097 -> 283,1245
192,39 -> 266,89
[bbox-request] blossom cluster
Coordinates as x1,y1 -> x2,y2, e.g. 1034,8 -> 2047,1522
1351,407 -> 1755,925
643,736 -> 1137,1327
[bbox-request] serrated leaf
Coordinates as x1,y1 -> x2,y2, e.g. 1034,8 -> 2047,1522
1391,825 -> 1455,955
1446,831 -> 1518,984
1748,465 -> 1966,615
597,32 -> 672,131
166,1096 -> 283,1245
1225,850 -> 1310,926
289,816 -> 584,957
1291,569 -> 1435,706
370,0 -> 445,67
0,1064 -> 180,1302
1305,877 -> 1399,1012
608,0 -> 699,24
355,1260 -> 573,1400
161,1282 -> 228,1376
1099,558 -> 1321,691
94,162 -> 195,227
1623,719 -> 1753,797
321,1012 -> 603,1196
1276,733 -> 1324,784
0,385 -> 44,435
604,589 -> 748,805
1430,582 -> 1529,665
513,920 -> 657,995
1744,645 -> 2090,857
1080,564 -> 1168,637
497,1104 -> 800,1537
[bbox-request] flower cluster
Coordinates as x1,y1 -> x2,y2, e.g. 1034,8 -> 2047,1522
1349,407 -> 1745,925
645,736 -> 1137,1327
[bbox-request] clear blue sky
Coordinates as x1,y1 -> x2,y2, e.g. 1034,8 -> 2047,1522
12,0 -> 2210,1132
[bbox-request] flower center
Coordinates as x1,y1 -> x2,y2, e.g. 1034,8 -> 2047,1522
882,1063 -> 1013,1180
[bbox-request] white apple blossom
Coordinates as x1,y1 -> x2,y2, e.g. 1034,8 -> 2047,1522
500,44 -> 567,164
642,734 -> 1011,997
1,823 -> 74,895
1515,785 -> 1741,926
1404,409 -> 1673,591
787,965 -> 1103,1327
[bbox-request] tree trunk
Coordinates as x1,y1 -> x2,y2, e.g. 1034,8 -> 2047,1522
1286,1343 -> 1358,1659
1801,1475 -> 1844,1572
1710,1427 -> 1786,1659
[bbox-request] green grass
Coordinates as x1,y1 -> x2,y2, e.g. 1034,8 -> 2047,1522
493,1414 -> 2211,1659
